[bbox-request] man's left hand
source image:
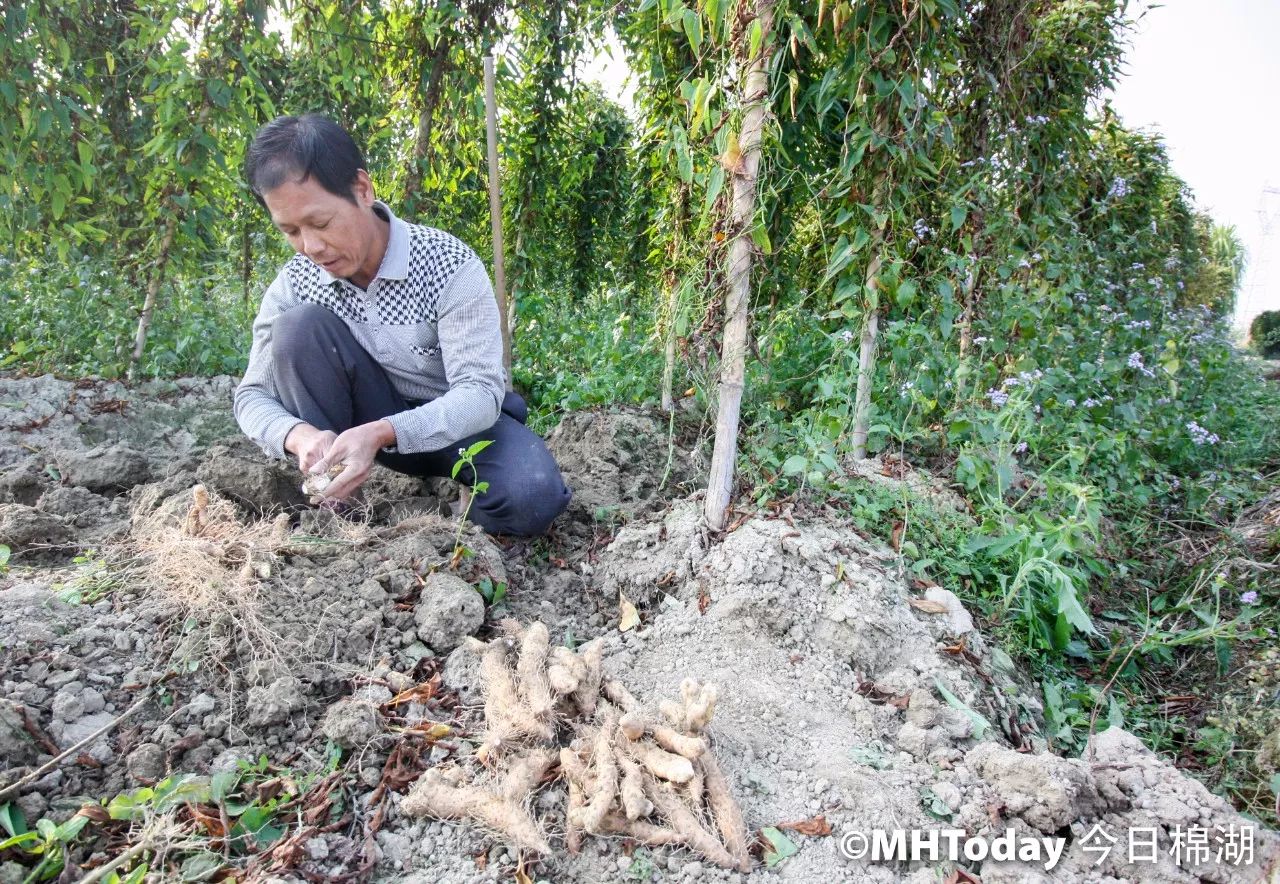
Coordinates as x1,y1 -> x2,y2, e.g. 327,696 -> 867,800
310,419 -> 397,501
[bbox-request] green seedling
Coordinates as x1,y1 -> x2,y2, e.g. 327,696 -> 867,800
449,439 -> 493,567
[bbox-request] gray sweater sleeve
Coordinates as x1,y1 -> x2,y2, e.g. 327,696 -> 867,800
233,270 -> 306,460
385,259 -> 505,454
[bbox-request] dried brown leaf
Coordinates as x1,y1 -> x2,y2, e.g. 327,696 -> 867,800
909,598 -> 950,614
777,815 -> 833,837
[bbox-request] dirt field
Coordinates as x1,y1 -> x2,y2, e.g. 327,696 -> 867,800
1,375 -> 1276,883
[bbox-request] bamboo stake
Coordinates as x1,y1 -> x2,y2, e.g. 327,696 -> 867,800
484,55 -> 513,390
704,0 -> 775,531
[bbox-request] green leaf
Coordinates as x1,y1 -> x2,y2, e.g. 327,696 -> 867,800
682,8 -> 702,52
760,826 -> 798,867
180,851 -> 223,882
0,831 -> 40,851
0,802 -> 27,838
933,677 -> 992,739
748,19 -> 764,59
950,204 -> 967,230
55,813 -> 89,841
781,454 -> 808,476
464,439 -> 493,459
749,221 -> 772,255
1055,579 -> 1096,635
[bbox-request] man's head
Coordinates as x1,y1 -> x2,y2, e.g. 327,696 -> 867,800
245,114 -> 388,287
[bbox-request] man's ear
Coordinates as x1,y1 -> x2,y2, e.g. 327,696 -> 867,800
353,169 -> 376,207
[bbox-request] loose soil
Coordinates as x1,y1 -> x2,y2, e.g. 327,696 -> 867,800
1,375 -> 1276,883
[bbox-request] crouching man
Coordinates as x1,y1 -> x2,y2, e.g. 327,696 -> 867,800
233,113 -> 571,536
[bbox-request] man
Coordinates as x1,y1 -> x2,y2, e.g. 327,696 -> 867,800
234,113 -> 572,536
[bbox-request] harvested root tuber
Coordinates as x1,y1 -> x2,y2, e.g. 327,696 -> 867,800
619,710 -> 646,741
653,726 -> 706,759
575,709 -> 619,834
628,741 -> 695,784
517,622 -> 555,719
571,638 -> 604,716
644,775 -> 738,871
699,751 -> 752,871
548,646 -> 585,696
301,464 -> 345,502
401,767 -> 551,855
402,622 -> 751,871
478,638 -> 553,760
617,752 -> 654,821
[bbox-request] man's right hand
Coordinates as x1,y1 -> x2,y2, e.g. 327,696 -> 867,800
284,423 -> 338,474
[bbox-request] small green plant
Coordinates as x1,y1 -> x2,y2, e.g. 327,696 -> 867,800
54,550 -> 123,605
449,440 -> 493,567
625,847 -> 658,880
0,801 -> 93,882
474,576 -> 507,606
0,544 -> 10,574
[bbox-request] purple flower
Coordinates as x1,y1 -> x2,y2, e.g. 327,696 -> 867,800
1241,591 -> 1259,605
1014,441 -> 1028,454
987,388 -> 1009,408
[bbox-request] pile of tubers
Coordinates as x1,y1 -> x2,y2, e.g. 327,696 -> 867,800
400,621 -> 751,871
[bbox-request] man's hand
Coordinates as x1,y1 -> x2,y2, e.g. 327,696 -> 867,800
310,420 -> 397,501
284,424 -> 338,474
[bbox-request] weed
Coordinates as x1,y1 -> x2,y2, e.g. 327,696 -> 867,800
54,550 -> 124,605
449,439 -> 493,568
475,576 -> 508,606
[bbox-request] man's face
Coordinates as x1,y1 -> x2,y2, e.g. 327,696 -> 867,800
261,170 -> 381,287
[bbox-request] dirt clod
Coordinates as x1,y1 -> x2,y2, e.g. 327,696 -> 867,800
415,572 -> 485,653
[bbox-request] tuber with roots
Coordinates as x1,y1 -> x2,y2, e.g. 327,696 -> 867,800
401,766 -> 552,855
402,622 -> 750,871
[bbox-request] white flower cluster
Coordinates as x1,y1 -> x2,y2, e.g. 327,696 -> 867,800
1186,421 -> 1220,446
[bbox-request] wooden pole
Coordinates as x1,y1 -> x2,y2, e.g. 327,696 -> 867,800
484,55 -> 513,390
704,0 -> 775,531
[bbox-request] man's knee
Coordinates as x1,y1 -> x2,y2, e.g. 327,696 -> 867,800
272,303 -> 342,363
503,466 -> 572,536
473,436 -> 572,536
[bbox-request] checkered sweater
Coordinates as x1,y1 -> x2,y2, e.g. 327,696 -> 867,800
234,206 -> 506,459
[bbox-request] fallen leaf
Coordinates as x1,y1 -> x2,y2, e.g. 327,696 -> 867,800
698,586 -> 711,615
777,815 -> 832,836
188,803 -> 228,838
76,804 -> 111,823
619,593 -> 640,632
385,674 -> 442,709
758,826 -> 799,867
891,521 -> 905,551
910,598 -> 950,614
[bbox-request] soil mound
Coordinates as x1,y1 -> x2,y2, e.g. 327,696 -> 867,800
0,378 -> 1276,882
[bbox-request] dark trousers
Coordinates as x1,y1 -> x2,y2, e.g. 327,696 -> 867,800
271,303 -> 572,536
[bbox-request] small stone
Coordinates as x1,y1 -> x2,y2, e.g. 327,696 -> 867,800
50,689 -> 84,722
683,861 -> 704,877
185,693 -> 217,719
616,856 -> 633,872
80,688 -> 105,715
320,698 -> 382,748
113,632 -> 133,652
306,837 -> 329,860
247,676 -> 306,727
126,743 -> 165,784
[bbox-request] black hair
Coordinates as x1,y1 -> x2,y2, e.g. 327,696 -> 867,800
244,114 -> 365,206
